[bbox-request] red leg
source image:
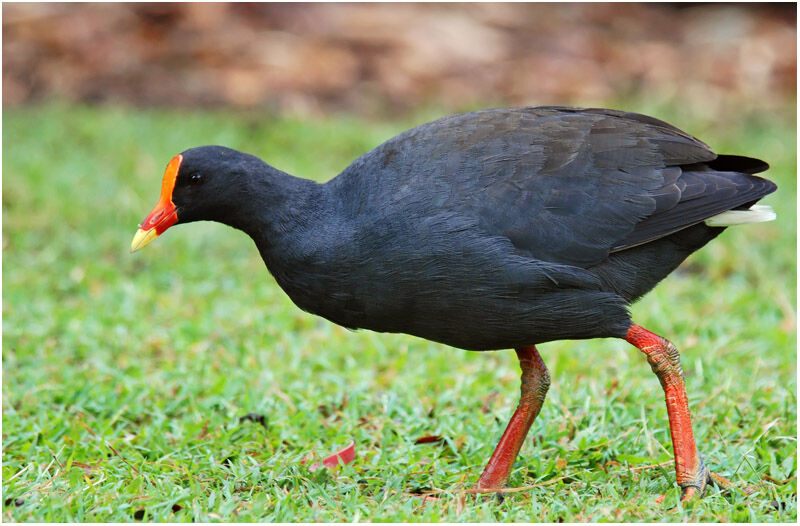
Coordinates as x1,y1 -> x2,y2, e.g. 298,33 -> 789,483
476,345 -> 550,490
626,324 -> 731,500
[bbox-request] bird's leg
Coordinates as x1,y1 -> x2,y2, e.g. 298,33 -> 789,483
626,324 -> 732,501
476,345 -> 550,491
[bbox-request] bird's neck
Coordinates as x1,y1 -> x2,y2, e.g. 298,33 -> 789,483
223,168 -> 328,250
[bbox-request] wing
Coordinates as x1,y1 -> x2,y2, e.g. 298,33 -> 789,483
335,106 -> 773,268
456,106 -> 723,266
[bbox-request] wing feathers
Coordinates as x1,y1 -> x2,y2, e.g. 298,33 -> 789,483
344,107 -> 776,268
612,171 -> 777,251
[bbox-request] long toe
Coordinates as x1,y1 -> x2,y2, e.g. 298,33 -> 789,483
709,470 -> 734,490
679,463 -> 739,502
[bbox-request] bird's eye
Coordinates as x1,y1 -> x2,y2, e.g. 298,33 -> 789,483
189,173 -> 205,185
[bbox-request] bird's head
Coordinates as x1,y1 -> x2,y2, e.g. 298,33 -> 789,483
130,146 -> 264,252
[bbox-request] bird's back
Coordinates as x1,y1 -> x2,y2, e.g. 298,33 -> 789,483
330,106 -> 774,268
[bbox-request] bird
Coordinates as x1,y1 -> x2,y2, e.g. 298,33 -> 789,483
131,106 -> 776,501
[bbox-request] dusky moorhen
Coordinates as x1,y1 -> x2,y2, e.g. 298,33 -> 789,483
131,107 -> 776,500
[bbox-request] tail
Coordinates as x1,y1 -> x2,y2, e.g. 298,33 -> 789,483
705,204 -> 776,226
611,154 -> 777,251
701,154 -> 777,227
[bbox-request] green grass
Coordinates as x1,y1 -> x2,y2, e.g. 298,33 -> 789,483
3,102 -> 796,522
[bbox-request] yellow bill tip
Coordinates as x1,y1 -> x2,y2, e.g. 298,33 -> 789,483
130,228 -> 158,253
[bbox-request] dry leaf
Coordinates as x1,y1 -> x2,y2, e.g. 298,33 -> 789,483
414,435 -> 444,444
309,441 -> 356,472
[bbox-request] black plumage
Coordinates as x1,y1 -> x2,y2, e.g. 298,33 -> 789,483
133,106 -> 777,497
162,107 -> 774,350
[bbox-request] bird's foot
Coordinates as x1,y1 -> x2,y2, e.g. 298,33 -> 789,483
680,467 -> 735,502
656,461 -> 734,504
471,482 -> 507,503
677,459 -> 711,502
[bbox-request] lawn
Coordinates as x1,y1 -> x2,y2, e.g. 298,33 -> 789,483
2,102 -> 796,522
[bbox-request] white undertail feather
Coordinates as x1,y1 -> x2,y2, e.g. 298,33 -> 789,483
704,204 -> 776,227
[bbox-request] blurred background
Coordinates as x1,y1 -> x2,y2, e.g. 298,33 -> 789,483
3,3 -> 796,522
3,2 -> 796,117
